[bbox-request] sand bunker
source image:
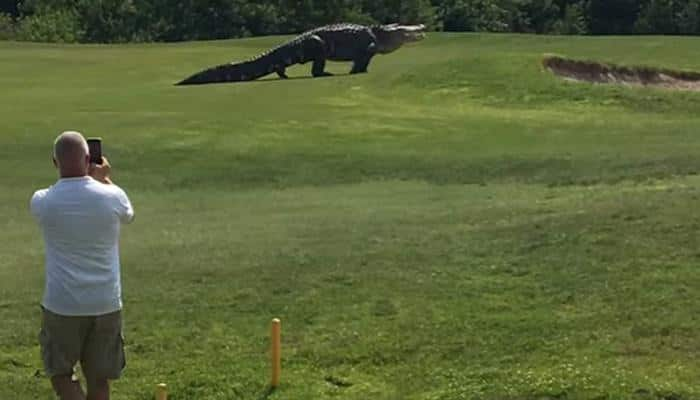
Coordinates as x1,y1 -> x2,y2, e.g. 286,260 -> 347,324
543,55 -> 700,92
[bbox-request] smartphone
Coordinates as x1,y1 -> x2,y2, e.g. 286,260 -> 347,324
87,137 -> 103,165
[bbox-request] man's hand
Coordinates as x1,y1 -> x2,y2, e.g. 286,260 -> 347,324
88,156 -> 113,184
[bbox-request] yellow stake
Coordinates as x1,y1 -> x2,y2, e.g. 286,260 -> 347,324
155,383 -> 167,400
271,318 -> 281,387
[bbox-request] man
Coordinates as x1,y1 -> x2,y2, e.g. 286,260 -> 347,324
30,131 -> 134,400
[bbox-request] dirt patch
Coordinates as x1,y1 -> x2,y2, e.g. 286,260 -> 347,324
543,55 -> 700,91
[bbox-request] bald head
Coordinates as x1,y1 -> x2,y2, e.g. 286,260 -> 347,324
53,131 -> 90,177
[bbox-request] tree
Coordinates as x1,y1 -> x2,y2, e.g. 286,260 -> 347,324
522,0 -> 561,33
552,2 -> 588,34
362,0 -> 437,25
678,0 -> 700,34
588,0 -> 640,34
0,0 -> 20,17
635,0 -> 678,34
6,0 -> 700,43
436,0 -> 511,32
76,0 -> 138,42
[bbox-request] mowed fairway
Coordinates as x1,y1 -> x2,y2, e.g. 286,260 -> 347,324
1,32 -> 700,400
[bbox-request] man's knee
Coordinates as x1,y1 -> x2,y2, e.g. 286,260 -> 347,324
86,377 -> 109,400
50,374 -> 85,399
86,377 -> 109,387
50,373 -> 76,389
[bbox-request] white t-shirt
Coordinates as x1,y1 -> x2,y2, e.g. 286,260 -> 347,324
30,176 -> 134,316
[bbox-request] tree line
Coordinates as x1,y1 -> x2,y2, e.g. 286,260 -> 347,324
1,0 -> 699,43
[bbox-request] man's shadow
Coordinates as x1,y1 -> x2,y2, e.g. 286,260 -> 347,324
257,386 -> 276,400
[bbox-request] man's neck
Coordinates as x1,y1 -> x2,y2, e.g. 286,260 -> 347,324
59,172 -> 87,179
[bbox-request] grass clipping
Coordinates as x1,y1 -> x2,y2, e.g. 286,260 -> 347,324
543,54 -> 700,91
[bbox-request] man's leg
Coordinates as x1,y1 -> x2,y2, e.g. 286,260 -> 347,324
51,374 -> 86,400
81,310 -> 125,400
39,307 -> 88,400
86,379 -> 109,400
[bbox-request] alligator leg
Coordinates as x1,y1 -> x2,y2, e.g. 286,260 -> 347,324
312,58 -> 333,77
304,34 -> 333,77
276,67 -> 288,79
350,53 -> 374,74
350,43 -> 377,74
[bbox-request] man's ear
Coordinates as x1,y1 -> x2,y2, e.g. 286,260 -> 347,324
52,157 -> 58,168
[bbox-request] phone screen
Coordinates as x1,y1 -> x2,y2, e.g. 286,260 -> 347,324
87,138 -> 102,165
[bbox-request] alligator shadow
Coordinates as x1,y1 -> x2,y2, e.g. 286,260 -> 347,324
174,73 -> 351,86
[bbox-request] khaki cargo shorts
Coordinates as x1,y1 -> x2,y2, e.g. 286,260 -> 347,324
39,306 -> 126,381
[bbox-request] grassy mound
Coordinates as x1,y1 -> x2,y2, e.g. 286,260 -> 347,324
543,54 -> 700,91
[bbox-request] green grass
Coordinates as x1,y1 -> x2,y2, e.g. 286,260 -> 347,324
1,32 -> 700,399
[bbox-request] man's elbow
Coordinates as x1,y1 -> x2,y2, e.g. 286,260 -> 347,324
121,211 -> 135,224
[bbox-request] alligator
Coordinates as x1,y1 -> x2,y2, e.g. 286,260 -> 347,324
176,23 -> 426,85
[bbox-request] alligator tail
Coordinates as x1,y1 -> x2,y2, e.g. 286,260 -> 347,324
176,35 -> 327,86
176,40 -> 308,85
175,57 -> 268,85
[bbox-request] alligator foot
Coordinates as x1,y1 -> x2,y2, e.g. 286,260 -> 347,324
311,58 -> 332,78
350,54 -> 373,74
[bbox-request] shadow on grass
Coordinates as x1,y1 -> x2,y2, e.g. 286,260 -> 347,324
257,386 -> 276,400
484,389 -> 690,400
173,73 -> 351,86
